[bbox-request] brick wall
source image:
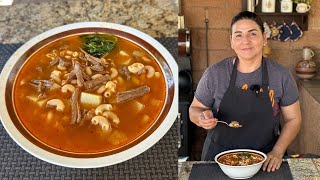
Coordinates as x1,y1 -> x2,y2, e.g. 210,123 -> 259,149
182,0 -> 320,89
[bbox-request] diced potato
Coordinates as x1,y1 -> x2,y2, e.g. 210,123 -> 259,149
26,96 -> 39,103
131,100 -> 145,112
47,111 -> 54,122
50,74 -> 61,84
70,80 -> 77,85
132,50 -> 144,57
20,79 -> 27,86
151,99 -> 162,107
96,85 -> 107,94
51,70 -> 62,77
141,114 -> 150,124
155,72 -> 161,78
142,56 -> 151,63
116,76 -> 124,85
119,50 -> 129,56
120,58 -> 132,65
80,92 -> 102,107
107,130 -> 128,145
85,67 -> 92,76
50,83 -> 61,91
37,99 -> 47,107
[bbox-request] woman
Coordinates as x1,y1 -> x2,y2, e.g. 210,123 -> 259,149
189,11 -> 301,172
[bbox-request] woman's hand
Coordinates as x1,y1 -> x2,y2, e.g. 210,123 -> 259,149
189,98 -> 218,129
262,149 -> 284,172
262,101 -> 301,172
198,110 -> 218,130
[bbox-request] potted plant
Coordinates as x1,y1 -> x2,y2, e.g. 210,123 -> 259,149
294,0 -> 312,4
294,0 -> 312,13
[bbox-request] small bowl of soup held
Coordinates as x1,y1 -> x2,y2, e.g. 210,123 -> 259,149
0,22 -> 178,168
215,149 -> 267,179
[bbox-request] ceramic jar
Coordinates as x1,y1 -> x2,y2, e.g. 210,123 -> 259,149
247,0 -> 259,12
296,47 -> 317,80
302,47 -> 315,60
296,3 -> 311,13
281,0 -> 293,13
262,0 -> 276,13
295,60 -> 317,80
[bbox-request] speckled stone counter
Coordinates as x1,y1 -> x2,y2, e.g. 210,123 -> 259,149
288,158 -> 320,180
179,159 -> 320,180
0,0 -> 177,43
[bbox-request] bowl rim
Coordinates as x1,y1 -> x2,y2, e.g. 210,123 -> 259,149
214,149 -> 267,168
0,22 -> 178,168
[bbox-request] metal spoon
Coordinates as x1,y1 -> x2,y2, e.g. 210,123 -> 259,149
209,105 -> 242,128
217,120 -> 242,128
200,110 -> 242,128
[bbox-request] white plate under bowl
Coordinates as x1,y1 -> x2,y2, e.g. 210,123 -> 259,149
0,22 -> 178,168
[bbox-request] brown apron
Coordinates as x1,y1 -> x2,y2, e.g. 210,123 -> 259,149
201,57 -> 279,160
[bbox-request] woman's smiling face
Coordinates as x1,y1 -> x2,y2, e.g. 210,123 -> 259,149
230,19 -> 266,61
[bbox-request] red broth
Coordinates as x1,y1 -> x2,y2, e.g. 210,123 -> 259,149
13,34 -> 166,153
218,151 -> 264,166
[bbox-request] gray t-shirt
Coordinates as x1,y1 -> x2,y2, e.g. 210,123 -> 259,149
195,57 -> 299,118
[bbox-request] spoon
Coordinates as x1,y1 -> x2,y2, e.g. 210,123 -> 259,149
209,105 -> 242,128
201,108 -> 242,128
217,120 -> 242,128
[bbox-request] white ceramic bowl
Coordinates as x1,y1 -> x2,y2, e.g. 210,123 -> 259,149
215,149 -> 267,179
0,22 -> 178,168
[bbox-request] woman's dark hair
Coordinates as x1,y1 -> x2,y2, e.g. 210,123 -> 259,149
231,11 -> 264,33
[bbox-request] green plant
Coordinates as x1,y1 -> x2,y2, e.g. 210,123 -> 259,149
81,34 -> 117,58
293,0 -> 312,5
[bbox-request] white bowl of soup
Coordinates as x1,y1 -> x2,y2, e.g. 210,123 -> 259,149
215,149 -> 267,179
0,22 -> 178,168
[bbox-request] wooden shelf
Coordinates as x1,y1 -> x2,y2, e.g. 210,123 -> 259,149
242,0 -> 309,31
256,12 -> 308,16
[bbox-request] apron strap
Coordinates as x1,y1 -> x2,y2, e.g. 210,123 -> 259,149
229,57 -> 239,88
261,57 -> 269,90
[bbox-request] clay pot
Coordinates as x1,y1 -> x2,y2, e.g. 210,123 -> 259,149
295,60 -> 317,80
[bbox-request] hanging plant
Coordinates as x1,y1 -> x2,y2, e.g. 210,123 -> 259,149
293,0 -> 312,5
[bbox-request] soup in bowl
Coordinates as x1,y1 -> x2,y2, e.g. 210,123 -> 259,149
215,149 -> 267,179
0,22 -> 178,168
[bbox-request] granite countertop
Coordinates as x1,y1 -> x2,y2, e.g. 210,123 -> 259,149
179,158 -> 320,180
0,0 -> 177,44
